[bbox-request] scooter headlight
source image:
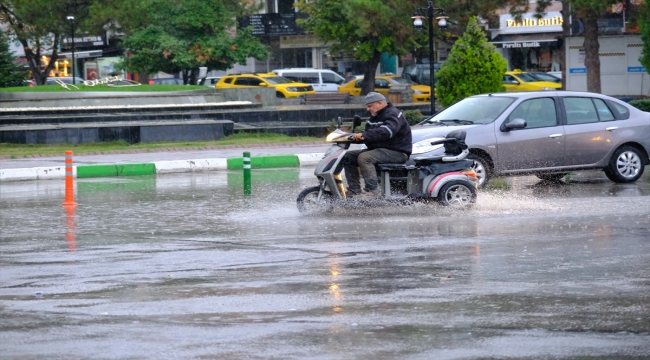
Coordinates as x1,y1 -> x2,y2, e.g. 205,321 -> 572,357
411,137 -> 445,155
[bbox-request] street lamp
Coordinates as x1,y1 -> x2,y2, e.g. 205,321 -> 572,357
66,15 -> 75,85
413,2 -> 447,114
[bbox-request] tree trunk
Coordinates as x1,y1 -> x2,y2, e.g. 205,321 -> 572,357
560,1 -> 570,90
22,37 -> 59,86
360,52 -> 381,96
583,15 -> 601,93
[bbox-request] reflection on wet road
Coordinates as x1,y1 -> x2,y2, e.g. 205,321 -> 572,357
1,170 -> 649,358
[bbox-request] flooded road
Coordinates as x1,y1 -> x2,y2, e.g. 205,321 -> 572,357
1,170 -> 649,359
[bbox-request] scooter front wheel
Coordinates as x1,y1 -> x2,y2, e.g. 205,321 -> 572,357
297,186 -> 334,215
438,180 -> 476,208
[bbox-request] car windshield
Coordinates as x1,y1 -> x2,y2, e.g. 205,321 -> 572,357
531,73 -> 559,82
422,96 -> 516,125
515,73 -> 538,82
388,77 -> 415,84
262,76 -> 294,84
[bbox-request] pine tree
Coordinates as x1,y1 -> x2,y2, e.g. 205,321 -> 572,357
435,17 -> 507,107
0,31 -> 25,88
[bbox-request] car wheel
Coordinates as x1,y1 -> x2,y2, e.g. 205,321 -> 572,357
437,180 -> 476,208
467,153 -> 491,188
297,186 -> 334,215
535,173 -> 567,182
605,145 -> 645,183
276,91 -> 286,98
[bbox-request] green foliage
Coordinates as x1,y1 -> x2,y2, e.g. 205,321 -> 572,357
0,31 -> 25,88
640,5 -> 650,75
115,0 -> 268,84
435,17 -> 507,107
403,109 -> 424,125
629,99 -> 650,112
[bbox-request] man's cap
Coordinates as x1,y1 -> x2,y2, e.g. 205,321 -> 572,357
364,92 -> 386,105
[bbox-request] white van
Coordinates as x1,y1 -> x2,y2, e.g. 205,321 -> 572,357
272,68 -> 345,93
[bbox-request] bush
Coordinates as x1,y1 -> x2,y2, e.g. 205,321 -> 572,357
403,109 -> 424,125
436,17 -> 507,107
629,99 -> 650,112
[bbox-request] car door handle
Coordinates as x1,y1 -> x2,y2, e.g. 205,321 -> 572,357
606,126 -> 618,131
548,134 -> 563,138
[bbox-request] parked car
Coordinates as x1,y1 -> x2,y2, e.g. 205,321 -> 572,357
150,77 -> 184,85
272,68 -> 346,92
528,71 -> 562,84
503,69 -> 562,91
216,73 -> 315,98
401,63 -> 441,86
337,74 -> 431,102
199,76 -> 222,87
409,91 -> 649,187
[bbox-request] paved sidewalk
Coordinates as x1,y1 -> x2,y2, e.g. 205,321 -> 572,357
0,142 -> 330,182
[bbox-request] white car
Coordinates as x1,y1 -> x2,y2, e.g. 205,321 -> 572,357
272,68 -> 345,92
200,77 -> 222,87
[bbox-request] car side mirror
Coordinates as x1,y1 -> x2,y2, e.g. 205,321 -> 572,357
258,82 -> 268,87
500,118 -> 527,132
353,115 -> 362,130
510,80 -> 519,84
337,116 -> 343,129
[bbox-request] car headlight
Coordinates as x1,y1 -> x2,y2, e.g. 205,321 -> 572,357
413,89 -> 423,94
411,137 -> 445,154
286,87 -> 298,92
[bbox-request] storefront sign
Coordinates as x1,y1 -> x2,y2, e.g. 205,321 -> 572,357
506,16 -> 563,28
492,12 -> 563,38
62,35 -> 105,48
57,50 -> 103,59
628,66 -> 647,72
502,42 -> 541,48
569,68 -> 587,74
280,35 -> 327,49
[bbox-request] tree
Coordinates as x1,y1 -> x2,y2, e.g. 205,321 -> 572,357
435,17 -> 507,106
0,30 -> 25,87
637,3 -> 650,78
113,0 -> 268,84
0,0 -> 100,85
297,0 -> 421,95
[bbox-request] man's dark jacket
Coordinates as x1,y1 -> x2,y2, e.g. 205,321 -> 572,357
362,102 -> 412,156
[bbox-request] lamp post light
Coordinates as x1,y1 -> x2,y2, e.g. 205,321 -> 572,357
412,1 -> 447,114
66,15 -> 75,85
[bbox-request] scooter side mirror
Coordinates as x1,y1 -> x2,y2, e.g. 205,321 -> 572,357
337,116 -> 343,129
353,115 -> 362,130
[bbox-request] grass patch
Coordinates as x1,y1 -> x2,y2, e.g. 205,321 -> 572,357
0,84 -> 207,92
485,177 -> 510,191
0,132 -> 320,157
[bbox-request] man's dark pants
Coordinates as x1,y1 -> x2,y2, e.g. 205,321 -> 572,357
341,148 -> 408,194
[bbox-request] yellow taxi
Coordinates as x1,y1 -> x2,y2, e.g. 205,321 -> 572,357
216,73 -> 316,98
503,69 -> 562,92
338,74 -> 431,102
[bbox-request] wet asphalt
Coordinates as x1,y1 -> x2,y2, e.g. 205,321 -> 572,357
1,169 -> 649,359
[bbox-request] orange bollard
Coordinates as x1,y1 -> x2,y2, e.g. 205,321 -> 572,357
61,150 -> 78,206
64,204 -> 76,251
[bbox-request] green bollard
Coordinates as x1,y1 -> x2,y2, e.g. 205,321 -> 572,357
243,151 -> 251,195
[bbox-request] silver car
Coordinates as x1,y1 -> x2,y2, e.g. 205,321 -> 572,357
410,91 -> 650,187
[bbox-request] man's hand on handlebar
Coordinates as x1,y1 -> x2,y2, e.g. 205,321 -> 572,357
351,133 -> 364,141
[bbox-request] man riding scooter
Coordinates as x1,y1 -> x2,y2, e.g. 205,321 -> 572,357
343,92 -> 413,199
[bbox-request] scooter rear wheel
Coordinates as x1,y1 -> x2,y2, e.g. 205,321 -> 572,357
297,186 -> 334,215
438,180 -> 476,208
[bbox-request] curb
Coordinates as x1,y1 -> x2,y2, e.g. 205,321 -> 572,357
0,153 -> 325,182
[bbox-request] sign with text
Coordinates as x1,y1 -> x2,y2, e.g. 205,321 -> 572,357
238,13 -> 297,36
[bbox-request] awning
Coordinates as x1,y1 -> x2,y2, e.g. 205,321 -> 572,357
56,50 -> 103,59
490,39 -> 557,48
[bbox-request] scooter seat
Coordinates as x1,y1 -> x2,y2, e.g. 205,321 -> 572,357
377,163 -> 407,171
